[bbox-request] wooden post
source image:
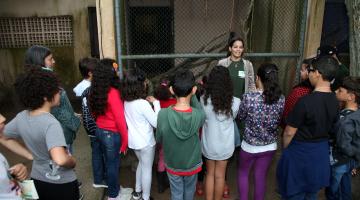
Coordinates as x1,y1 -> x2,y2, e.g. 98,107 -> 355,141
303,0 -> 325,58
96,0 -> 116,59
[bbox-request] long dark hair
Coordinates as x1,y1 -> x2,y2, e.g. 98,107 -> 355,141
89,58 -> 120,118
257,63 -> 282,104
121,68 -> 147,101
203,66 -> 233,117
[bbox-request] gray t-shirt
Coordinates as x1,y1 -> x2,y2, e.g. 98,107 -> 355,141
4,110 -> 76,184
0,153 -> 21,200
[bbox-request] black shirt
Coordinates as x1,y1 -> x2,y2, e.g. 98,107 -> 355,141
286,91 -> 339,142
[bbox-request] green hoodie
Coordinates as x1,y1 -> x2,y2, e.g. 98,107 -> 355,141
156,95 -> 205,174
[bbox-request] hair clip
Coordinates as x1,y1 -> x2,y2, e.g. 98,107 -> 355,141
161,82 -> 168,87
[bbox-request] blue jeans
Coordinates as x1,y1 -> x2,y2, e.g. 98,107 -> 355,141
325,161 -> 353,200
167,173 -> 197,200
96,128 -> 121,198
90,136 -> 106,184
285,192 -> 317,200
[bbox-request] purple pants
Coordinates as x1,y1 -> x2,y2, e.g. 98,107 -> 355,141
237,149 -> 275,200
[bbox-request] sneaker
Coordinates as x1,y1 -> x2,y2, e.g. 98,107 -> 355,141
93,182 -> 108,188
131,191 -> 142,200
78,181 -> 83,189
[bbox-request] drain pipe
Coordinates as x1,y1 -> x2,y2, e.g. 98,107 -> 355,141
114,0 -> 123,79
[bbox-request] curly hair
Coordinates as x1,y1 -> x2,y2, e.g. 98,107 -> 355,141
203,66 -> 233,117
154,77 -> 172,100
14,68 -> 60,110
257,63 -> 282,104
89,58 -> 121,118
121,68 -> 147,101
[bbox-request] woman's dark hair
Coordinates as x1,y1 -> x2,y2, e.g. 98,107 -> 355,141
24,45 -> 52,67
227,34 -> 245,57
203,66 -> 233,117
122,68 -> 147,101
257,63 -> 282,104
79,57 -> 98,79
14,67 -> 60,110
154,77 -> 172,100
89,58 -> 121,118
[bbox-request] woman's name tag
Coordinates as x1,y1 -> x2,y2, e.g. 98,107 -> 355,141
238,71 -> 245,78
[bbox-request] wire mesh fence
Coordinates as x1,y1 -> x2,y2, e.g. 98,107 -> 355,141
121,0 -> 307,93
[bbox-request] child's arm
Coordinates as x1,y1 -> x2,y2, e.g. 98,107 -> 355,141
336,119 -> 360,160
143,97 -> 161,128
190,95 -> 205,124
0,137 -> 33,160
237,94 -> 248,121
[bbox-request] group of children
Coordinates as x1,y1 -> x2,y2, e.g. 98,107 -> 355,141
0,38 -> 359,200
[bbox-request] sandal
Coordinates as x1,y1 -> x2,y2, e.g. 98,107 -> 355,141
223,184 -> 230,198
196,182 -> 204,196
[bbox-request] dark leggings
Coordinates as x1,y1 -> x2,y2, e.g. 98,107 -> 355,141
33,178 -> 79,200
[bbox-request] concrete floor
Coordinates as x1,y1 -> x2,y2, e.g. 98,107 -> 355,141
2,125 -> 360,200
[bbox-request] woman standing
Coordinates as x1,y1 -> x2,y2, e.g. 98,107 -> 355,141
218,36 -> 256,197
237,63 -> 285,200
24,45 -> 81,154
200,66 -> 241,200
89,59 -> 128,200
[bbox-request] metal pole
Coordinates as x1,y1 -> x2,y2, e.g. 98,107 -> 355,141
295,0 -> 309,83
114,0 -> 123,79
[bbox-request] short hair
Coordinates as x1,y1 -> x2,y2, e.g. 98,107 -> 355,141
341,76 -> 360,104
14,68 -> 60,110
170,69 -> 195,97
24,45 -> 52,67
311,55 -> 338,82
121,67 -> 147,101
78,57 -> 98,78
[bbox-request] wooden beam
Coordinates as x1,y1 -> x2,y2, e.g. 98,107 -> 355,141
303,0 -> 325,58
96,0 -> 116,59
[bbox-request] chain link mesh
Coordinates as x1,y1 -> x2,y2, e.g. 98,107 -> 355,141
122,0 -> 305,93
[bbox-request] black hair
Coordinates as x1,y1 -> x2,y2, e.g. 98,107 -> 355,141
154,77 -> 172,101
311,55 -> 338,82
14,67 -> 60,110
341,76 -> 360,105
203,66 -> 233,116
89,59 -> 121,118
122,68 -> 147,101
170,69 -> 195,97
195,75 -> 207,100
257,63 -> 282,104
79,57 -> 98,79
24,45 -> 52,67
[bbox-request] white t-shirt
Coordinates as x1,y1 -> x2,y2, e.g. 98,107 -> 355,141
0,153 -> 22,200
73,79 -> 91,97
125,99 -> 161,150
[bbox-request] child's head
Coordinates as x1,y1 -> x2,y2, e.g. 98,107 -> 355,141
0,114 -> 5,133
170,69 -> 196,98
204,66 -> 233,116
79,57 -> 98,79
89,59 -> 120,117
308,56 -> 338,85
154,77 -> 172,101
257,63 -> 282,104
195,75 -> 207,100
14,68 -> 61,110
336,77 -> 360,106
24,45 -> 55,69
122,68 -> 147,101
300,58 -> 313,81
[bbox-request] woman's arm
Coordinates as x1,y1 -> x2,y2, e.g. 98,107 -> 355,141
283,125 -> 297,148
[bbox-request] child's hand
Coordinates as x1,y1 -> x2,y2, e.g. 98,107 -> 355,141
9,163 -> 28,181
146,96 -> 157,103
351,168 -> 357,176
